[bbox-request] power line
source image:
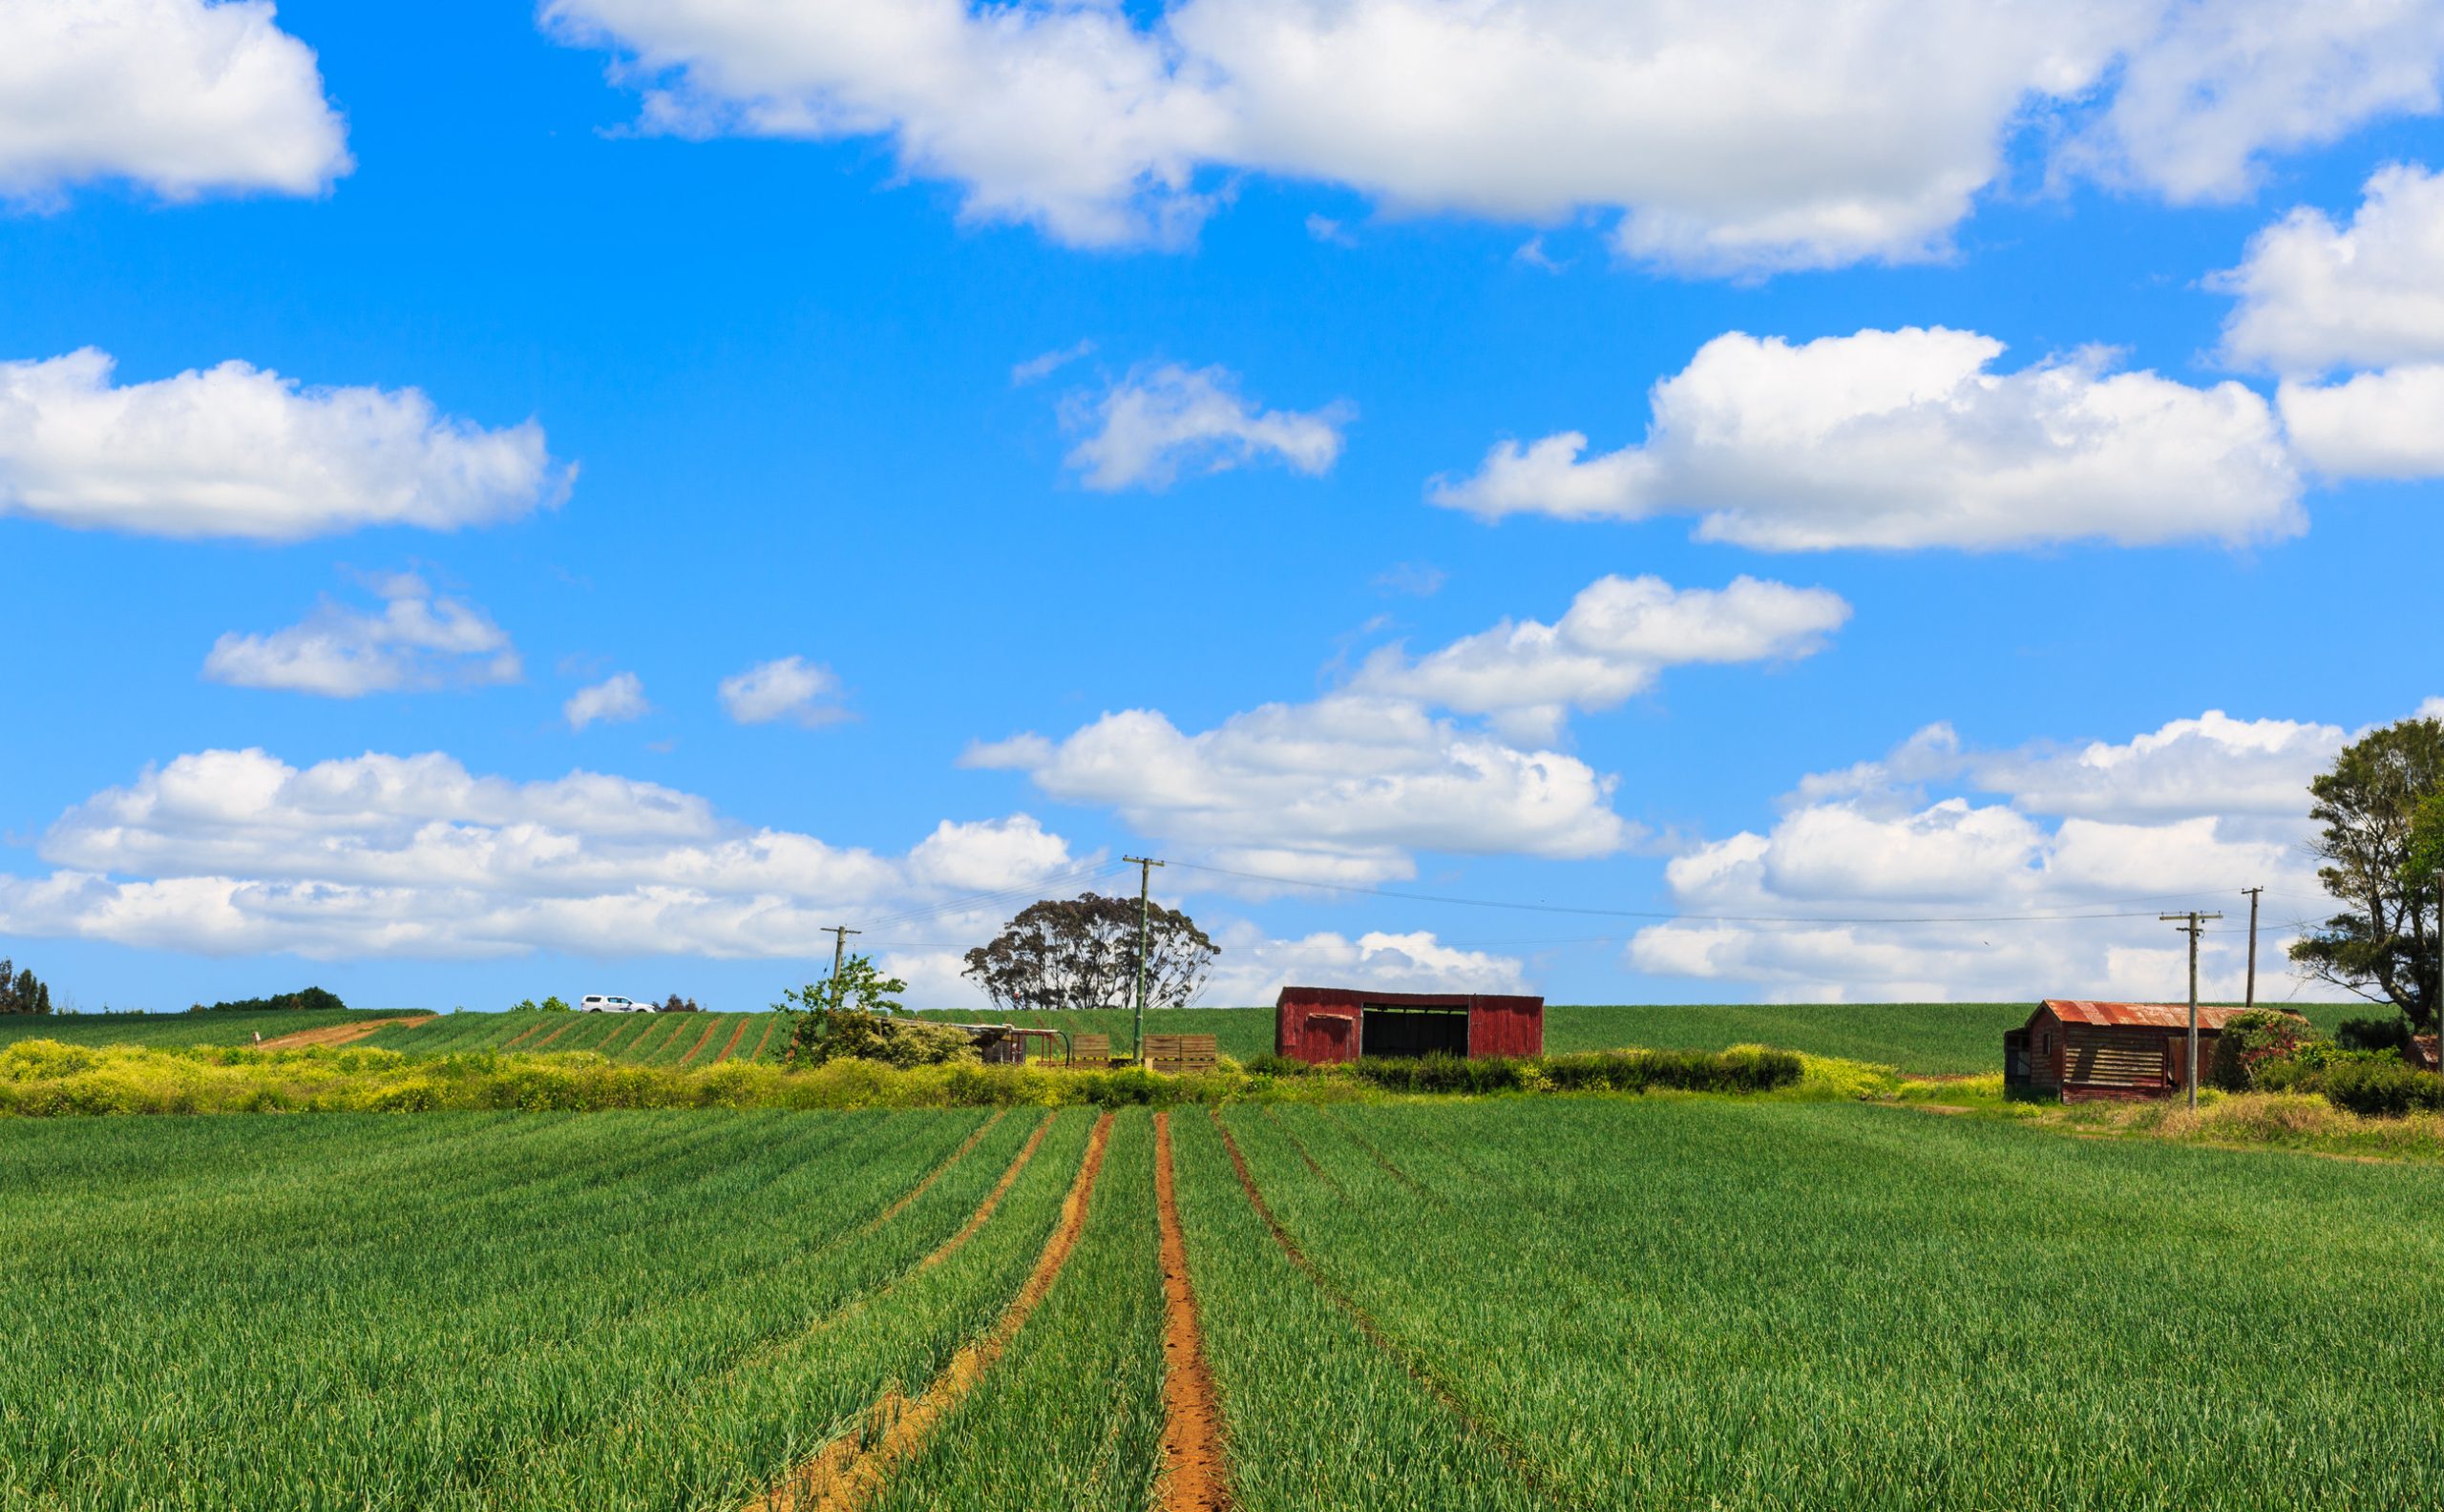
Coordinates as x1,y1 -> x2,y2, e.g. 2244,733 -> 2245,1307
1163,859 -> 2246,928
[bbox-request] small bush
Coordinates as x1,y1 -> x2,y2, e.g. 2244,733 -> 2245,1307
2311,1058 -> 2444,1117
1244,1053 -> 1310,1077
2208,1009 -> 2322,1092
2338,1016 -> 2414,1054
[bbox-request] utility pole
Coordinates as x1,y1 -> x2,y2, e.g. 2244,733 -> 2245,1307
2161,911 -> 2223,1109
1124,856 -> 1164,1061
2433,870 -> 2443,1065
2242,886 -> 2264,1010
822,925 -> 861,1013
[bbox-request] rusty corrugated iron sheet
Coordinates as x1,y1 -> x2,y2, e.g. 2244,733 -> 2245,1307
2042,999 -> 2270,1031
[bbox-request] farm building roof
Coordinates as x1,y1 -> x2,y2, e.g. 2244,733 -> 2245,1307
2040,999 -> 2273,1031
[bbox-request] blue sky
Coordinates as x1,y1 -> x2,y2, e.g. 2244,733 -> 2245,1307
5,0 -> 2443,1011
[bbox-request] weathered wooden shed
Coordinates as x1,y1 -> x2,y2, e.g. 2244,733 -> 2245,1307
2004,999 -> 2286,1102
1275,987 -> 1544,1065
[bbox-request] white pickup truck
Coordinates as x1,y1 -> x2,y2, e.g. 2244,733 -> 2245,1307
580,994 -> 655,1013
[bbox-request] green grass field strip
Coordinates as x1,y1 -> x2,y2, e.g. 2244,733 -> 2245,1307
491,1112 -> 1099,1511
591,1014 -> 643,1055
0,1113 -> 1050,1512
527,1013 -> 585,1050
1248,1102 -> 2444,1509
861,1113 -> 1165,1512
471,1112 -> 1060,1505
0,1006 -> 394,1049
753,1113 -> 1116,1511
748,1014 -> 781,1061
618,1014 -> 675,1059
711,1016 -> 754,1062
1165,1112 -> 1554,1512
1255,1104 -> 1345,1195
647,1014 -> 715,1067
0,1111 -> 916,1508
1210,1111 -> 1589,1510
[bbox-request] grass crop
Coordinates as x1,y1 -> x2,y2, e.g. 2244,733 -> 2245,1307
1211,1099 -> 2444,1509
0,1006 -> 406,1049
865,1112 -> 1166,1512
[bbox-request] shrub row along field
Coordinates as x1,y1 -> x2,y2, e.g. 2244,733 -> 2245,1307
8,1100 -> 2442,1508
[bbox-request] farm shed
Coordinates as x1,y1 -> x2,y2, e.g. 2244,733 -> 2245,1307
2004,999 -> 2294,1102
1274,987 -> 1544,1065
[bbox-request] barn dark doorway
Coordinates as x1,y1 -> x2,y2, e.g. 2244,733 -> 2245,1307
1361,1004 -> 1469,1059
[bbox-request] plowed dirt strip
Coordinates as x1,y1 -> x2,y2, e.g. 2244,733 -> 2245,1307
499,1020 -> 546,1050
254,1015 -> 434,1050
710,1018 -> 752,1063
1209,1113 -> 1585,1511
754,1114 -> 1116,1512
595,1018 -> 642,1054
1155,1113 -> 1233,1512
530,1017 -> 582,1050
857,1111 -> 1010,1240
676,1018 -> 723,1066
624,1017 -> 677,1059
748,1017 -> 780,1061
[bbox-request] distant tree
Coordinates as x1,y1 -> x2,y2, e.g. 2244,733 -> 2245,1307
661,994 -> 703,1013
539,996 -> 573,1013
774,955 -> 915,1065
0,959 -> 53,1016
960,892 -> 1216,1014
192,986 -> 346,1014
2293,717 -> 2444,1030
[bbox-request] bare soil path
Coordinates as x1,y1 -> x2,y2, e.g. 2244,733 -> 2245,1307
754,1114 -> 1115,1512
676,1018 -> 722,1067
1155,1112 -> 1233,1511
748,1016 -> 779,1062
530,1017 -> 582,1050
254,1015 -> 433,1051
709,1018 -> 752,1064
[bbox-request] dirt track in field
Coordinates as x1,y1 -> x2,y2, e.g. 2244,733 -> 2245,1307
1208,1111 -> 1582,1508
913,1115 -> 1051,1272
755,1113 -> 1115,1512
499,1020 -> 545,1050
1155,1113 -> 1233,1511
253,1015 -> 433,1050
529,1017 -> 582,1050
709,1018 -> 751,1063
675,1018 -> 722,1066
747,1017 -> 779,1061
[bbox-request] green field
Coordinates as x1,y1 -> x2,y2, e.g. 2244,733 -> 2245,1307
6,1100 -> 2438,1509
13,998 -> 2373,1078
0,1006 -> 406,1050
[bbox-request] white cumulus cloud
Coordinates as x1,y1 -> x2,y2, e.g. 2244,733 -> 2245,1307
0,0 -> 351,203
719,656 -> 850,727
0,746 -> 1083,962
1629,710 -> 2349,1002
2219,163 -> 2444,374
543,1 -> 2444,275
965,574 -> 1844,880
1064,363 -> 1350,492
0,349 -> 571,540
204,573 -> 520,697
1432,327 -> 2300,551
1204,924 -> 1530,1004
565,672 -> 649,731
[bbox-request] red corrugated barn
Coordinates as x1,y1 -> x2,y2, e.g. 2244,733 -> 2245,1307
1275,987 -> 1544,1065
2004,999 -> 2298,1102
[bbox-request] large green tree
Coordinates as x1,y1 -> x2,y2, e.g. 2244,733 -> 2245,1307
960,892 -> 1217,1014
2291,717 -> 2444,1029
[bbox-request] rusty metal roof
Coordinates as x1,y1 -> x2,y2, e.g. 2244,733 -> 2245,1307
2041,999 -> 2273,1031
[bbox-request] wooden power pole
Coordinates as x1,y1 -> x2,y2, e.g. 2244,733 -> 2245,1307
2242,886 -> 2264,1011
2161,911 -> 2223,1109
823,925 -> 861,1012
1124,856 -> 1164,1061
